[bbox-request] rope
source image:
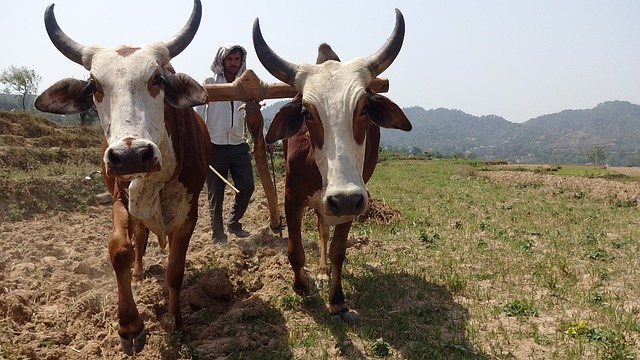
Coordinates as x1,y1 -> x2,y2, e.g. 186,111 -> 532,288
232,79 -> 249,102
234,76 -> 269,143
232,76 -> 269,103
256,79 -> 268,103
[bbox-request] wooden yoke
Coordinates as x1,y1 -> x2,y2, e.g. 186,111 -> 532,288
203,70 -> 389,233
204,69 -> 390,101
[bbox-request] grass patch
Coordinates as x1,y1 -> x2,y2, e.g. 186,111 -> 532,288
355,159 -> 640,358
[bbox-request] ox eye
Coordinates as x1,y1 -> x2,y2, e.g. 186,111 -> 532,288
85,80 -> 97,94
152,74 -> 165,87
301,109 -> 313,121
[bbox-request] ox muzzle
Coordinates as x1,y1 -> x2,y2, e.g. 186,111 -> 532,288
104,137 -> 161,178
323,186 -> 369,217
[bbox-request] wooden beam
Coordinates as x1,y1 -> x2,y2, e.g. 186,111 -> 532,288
204,69 -> 389,102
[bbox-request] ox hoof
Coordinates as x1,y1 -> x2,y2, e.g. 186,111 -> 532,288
293,283 -> 311,297
270,223 -> 284,234
120,327 -> 147,356
293,274 -> 314,297
330,310 -> 359,325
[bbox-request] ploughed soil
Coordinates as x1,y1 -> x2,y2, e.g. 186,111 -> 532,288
480,169 -> 640,207
0,177 -> 402,359
0,110 -> 415,359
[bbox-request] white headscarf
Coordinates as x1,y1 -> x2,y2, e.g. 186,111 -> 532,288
210,43 -> 247,76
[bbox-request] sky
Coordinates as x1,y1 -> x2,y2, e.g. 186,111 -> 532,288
2,0 -> 639,123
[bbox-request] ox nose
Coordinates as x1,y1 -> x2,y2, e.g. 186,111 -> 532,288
105,140 -> 161,177
326,193 -> 366,216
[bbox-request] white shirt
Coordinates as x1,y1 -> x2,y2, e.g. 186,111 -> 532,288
195,72 -> 246,145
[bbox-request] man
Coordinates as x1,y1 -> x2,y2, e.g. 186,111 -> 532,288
196,44 -> 255,243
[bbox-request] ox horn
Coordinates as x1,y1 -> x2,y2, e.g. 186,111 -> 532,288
165,0 -> 202,59
252,18 -> 299,86
44,4 -> 86,67
365,8 -> 406,78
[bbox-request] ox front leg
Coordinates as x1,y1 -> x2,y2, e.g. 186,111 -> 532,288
164,221 -> 194,333
328,221 -> 355,324
286,201 -> 310,296
131,219 -> 149,282
109,202 -> 146,355
315,210 -> 330,288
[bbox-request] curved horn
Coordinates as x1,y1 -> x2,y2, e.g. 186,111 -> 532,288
44,4 -> 86,67
252,18 -> 298,86
165,0 -> 202,59
365,9 -> 406,77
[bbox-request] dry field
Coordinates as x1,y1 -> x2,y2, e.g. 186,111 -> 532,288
607,166 -> 640,177
2,113 -> 640,359
3,162 -> 640,359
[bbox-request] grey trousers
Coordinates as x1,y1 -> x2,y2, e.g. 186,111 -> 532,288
207,143 -> 255,236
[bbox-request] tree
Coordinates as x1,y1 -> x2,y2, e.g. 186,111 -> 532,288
583,146 -> 607,166
0,65 -> 42,111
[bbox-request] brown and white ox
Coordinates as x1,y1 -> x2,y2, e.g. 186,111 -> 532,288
35,0 -> 210,354
254,9 -> 412,322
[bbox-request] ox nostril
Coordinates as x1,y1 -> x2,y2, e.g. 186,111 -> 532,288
354,195 -> 365,212
107,148 -> 122,168
141,144 -> 154,164
327,196 -> 340,215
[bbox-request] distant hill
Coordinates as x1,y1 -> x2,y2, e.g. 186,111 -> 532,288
512,101 -> 640,165
379,100 -> 640,165
382,106 -> 516,155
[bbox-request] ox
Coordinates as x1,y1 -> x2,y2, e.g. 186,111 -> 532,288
35,1 -> 209,354
254,10 -> 412,322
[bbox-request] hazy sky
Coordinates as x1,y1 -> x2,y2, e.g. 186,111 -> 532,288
2,0 -> 639,123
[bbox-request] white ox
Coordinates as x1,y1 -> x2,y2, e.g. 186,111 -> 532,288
254,9 -> 412,322
35,0 -> 210,355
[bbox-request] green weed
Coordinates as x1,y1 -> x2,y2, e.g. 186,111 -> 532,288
503,299 -> 539,317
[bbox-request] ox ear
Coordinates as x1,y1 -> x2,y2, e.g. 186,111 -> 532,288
164,73 -> 208,108
35,78 -> 94,114
366,92 -> 412,131
265,96 -> 304,143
